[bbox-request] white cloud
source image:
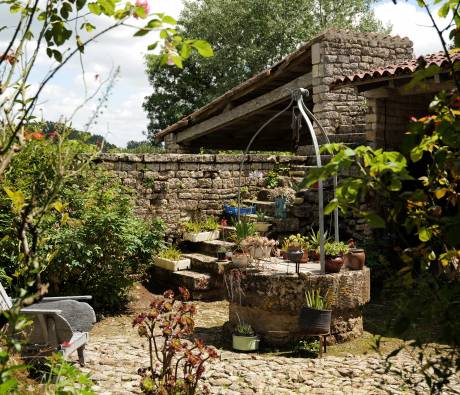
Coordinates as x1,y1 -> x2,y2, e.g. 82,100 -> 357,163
374,1 -> 446,55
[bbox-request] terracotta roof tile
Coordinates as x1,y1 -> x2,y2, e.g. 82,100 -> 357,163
333,51 -> 460,87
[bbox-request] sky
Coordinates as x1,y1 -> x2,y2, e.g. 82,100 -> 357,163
1,0 -> 448,147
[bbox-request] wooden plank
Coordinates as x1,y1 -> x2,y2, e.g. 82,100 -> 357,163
176,73 -> 312,143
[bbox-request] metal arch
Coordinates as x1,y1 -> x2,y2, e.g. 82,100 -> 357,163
236,88 -> 339,274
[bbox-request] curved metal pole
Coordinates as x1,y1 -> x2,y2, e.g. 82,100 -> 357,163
295,89 -> 325,274
302,107 -> 339,243
237,97 -> 294,221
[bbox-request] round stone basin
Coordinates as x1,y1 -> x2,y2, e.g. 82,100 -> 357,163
225,265 -> 370,346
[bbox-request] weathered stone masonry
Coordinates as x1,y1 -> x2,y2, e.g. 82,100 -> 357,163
95,153 -> 310,236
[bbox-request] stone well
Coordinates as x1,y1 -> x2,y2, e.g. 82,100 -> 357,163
226,266 -> 370,345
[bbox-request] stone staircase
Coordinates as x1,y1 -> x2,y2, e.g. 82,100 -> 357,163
148,235 -> 236,300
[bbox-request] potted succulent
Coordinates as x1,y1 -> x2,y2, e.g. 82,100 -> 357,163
343,239 -> 366,270
153,246 -> 190,272
182,216 -> 220,242
231,220 -> 256,266
285,234 -> 309,263
232,322 -> 260,352
280,239 -> 290,260
217,245 -> 227,261
299,289 -> 332,335
241,236 -> 276,260
320,241 -> 349,273
254,211 -> 271,233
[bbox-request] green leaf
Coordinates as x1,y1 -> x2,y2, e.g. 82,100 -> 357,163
162,15 -> 176,25
134,29 -> 149,37
88,2 -> 101,15
190,40 -> 213,57
180,43 -> 191,59
438,2 -> 450,18
324,198 -> 338,215
418,227 -> 432,242
4,187 -> 26,213
147,42 -> 158,51
10,3 -> 21,13
84,22 -> 95,33
171,55 -> 183,69
76,35 -> 84,53
363,212 -> 385,228
76,0 -> 86,11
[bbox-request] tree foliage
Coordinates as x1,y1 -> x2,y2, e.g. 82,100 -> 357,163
144,0 -> 388,138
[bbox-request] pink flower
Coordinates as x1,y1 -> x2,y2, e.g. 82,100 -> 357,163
61,341 -> 71,347
134,0 -> 150,19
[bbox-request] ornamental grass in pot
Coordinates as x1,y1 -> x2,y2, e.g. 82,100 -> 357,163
232,322 -> 260,352
299,289 -> 332,334
254,211 -> 271,233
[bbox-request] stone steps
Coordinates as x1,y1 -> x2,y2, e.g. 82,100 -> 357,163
182,252 -> 231,275
198,239 -> 236,255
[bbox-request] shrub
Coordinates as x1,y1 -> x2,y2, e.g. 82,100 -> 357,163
0,139 -> 165,311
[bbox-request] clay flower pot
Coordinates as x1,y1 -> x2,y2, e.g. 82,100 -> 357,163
300,249 -> 309,263
232,253 -> 250,267
325,256 -> 344,273
344,248 -> 365,270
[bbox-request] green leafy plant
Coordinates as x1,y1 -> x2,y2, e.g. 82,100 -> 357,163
306,229 -> 333,251
235,220 -> 256,243
293,339 -> 320,358
304,289 -> 331,310
321,241 -> 349,258
158,246 -> 182,261
234,322 -> 255,337
284,234 -> 309,250
133,288 -> 218,395
265,169 -> 282,189
256,211 -> 267,222
182,216 -> 219,233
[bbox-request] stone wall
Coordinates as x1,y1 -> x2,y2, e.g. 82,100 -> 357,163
227,267 -> 371,345
365,93 -> 433,149
95,153 -> 311,237
311,31 -> 414,143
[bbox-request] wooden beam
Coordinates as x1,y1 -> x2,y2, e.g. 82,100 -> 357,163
176,73 -> 312,143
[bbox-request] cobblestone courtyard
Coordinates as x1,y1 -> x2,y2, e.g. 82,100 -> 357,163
80,285 -> 460,395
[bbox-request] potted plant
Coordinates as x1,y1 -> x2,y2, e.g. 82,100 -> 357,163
217,245 -> 227,261
254,211 -> 271,233
320,241 -> 349,273
232,322 -> 260,351
241,236 -> 276,260
343,239 -> 366,270
285,234 -> 309,263
306,229 -> 332,261
182,216 -> 220,242
153,246 -> 190,272
224,200 -> 256,216
299,289 -> 332,335
231,220 -> 256,267
280,239 -> 290,260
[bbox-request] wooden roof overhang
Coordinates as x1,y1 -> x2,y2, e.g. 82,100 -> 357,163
155,34 -> 328,151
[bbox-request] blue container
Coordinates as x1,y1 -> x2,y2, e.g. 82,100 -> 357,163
224,205 -> 256,216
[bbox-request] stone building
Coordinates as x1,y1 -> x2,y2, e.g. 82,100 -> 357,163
332,51 -> 460,149
155,30 -> 414,154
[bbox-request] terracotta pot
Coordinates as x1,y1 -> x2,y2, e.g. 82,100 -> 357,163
344,248 -> 365,270
300,249 -> 309,263
232,253 -> 250,267
281,250 -> 288,260
325,256 -> 343,273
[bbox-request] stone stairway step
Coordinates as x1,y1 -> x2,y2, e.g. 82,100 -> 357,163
172,270 -> 213,291
197,240 -> 236,255
183,252 -> 231,275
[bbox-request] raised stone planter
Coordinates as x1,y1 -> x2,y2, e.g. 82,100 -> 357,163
153,256 -> 191,271
183,230 -> 220,243
226,267 -> 370,345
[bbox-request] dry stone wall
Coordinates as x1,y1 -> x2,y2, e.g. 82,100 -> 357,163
95,153 -> 309,237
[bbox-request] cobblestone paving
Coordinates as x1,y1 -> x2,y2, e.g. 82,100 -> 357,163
78,286 -> 460,394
